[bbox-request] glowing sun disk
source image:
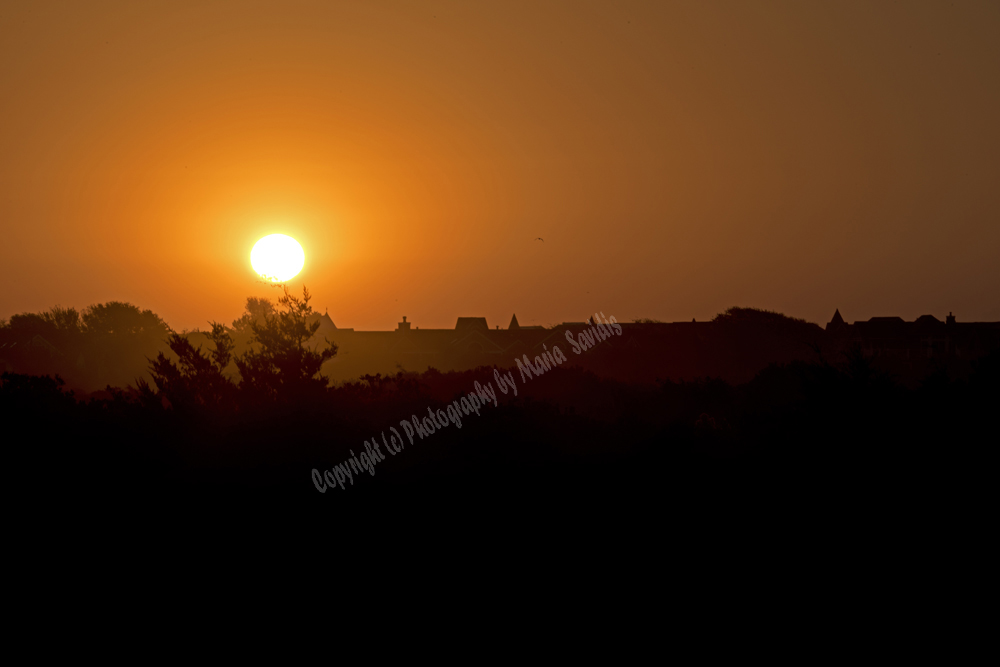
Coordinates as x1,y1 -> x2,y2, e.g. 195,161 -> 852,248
251,234 -> 305,282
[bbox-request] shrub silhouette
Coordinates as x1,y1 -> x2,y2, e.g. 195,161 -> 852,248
148,322 -> 236,414
147,286 -> 337,410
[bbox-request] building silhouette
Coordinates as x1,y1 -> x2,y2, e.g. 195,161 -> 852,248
823,309 -> 1000,382
825,309 -> 999,358
307,309 -> 1000,386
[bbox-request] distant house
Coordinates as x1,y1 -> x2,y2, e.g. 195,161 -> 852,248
313,312 -> 606,380
825,309 -> 1000,361
29,335 -> 60,356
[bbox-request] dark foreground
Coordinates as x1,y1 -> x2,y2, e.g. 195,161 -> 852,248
6,347 -> 996,544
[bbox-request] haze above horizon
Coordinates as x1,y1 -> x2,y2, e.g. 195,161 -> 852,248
2,1 -> 998,330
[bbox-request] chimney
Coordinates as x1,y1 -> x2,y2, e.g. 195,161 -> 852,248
397,316 -> 411,332
946,312 -> 956,325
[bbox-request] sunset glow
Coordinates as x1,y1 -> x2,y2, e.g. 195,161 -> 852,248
2,0 -> 997,536
1,3 -> 998,330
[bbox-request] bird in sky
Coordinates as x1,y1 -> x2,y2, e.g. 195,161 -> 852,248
535,237 -> 544,241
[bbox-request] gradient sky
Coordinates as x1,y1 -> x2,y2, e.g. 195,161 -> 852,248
2,0 -> 998,331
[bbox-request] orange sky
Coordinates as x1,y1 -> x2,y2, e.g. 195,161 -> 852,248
2,1 -> 998,331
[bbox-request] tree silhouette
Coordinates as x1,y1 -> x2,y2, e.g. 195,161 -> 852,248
82,302 -> 170,337
144,286 -> 336,411
8,313 -> 57,339
231,297 -> 277,335
234,285 -> 337,404
42,307 -> 83,335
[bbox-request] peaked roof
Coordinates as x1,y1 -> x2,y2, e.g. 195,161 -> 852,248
509,314 -> 520,329
830,309 -> 845,326
308,312 -> 337,331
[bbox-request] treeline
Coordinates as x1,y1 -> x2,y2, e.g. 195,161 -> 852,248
0,301 -> 171,390
2,289 -> 995,529
0,290 -> 318,394
1,298 -> 837,394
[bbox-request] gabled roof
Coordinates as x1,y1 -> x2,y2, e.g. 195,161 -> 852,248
509,314 -> 520,329
455,317 -> 488,331
30,335 -> 60,355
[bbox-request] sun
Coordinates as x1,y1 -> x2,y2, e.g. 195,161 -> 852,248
251,234 -> 305,283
